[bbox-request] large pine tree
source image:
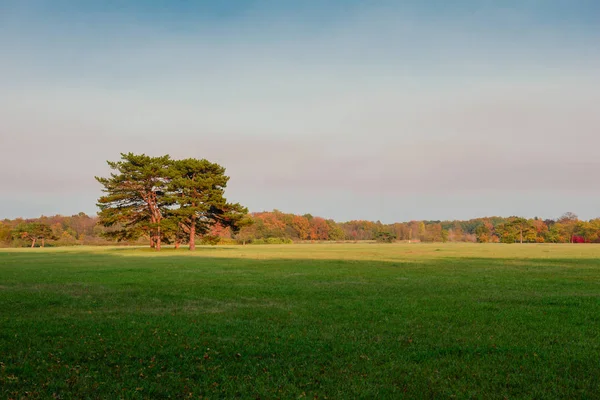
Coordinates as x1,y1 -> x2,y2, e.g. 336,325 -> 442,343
96,154 -> 248,250
170,158 -> 247,250
96,153 -> 174,250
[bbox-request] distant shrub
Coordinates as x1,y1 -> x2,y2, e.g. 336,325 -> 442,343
573,236 -> 586,244
375,232 -> 396,243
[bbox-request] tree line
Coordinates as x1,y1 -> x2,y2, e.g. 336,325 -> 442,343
2,210 -> 598,248
230,210 -> 599,244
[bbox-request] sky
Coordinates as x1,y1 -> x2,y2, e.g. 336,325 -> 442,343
1,0 -> 599,222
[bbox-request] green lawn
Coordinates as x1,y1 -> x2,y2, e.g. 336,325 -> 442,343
1,244 -> 599,399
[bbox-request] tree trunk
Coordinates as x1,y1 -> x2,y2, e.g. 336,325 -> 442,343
520,225 -> 523,244
31,238 -> 36,248
148,225 -> 156,248
149,212 -> 158,249
189,223 -> 196,251
156,225 -> 161,251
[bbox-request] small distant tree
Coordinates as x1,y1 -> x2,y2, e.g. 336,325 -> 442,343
558,212 -> 579,243
418,222 -> 426,241
512,217 -> 528,244
13,222 -> 55,247
496,217 -> 534,243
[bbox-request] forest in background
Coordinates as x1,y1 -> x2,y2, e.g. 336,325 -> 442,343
1,210 -> 598,247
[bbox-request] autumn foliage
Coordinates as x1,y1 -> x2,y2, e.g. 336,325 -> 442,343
2,211 -> 600,247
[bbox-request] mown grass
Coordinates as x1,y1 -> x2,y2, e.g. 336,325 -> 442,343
1,243 -> 599,399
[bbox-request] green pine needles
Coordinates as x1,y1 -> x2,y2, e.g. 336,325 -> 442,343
95,153 -> 248,250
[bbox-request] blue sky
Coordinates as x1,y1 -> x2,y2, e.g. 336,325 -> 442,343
1,1 -> 599,222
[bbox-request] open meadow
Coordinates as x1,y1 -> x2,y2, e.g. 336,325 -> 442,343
1,243 -> 599,399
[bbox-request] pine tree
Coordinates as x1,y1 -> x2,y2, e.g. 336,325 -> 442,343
96,153 -> 175,250
169,158 -> 247,250
13,222 -> 55,247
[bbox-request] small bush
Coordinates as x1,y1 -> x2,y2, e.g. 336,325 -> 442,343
375,232 -> 397,243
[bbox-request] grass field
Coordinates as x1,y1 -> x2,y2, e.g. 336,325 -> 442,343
1,243 -> 599,399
